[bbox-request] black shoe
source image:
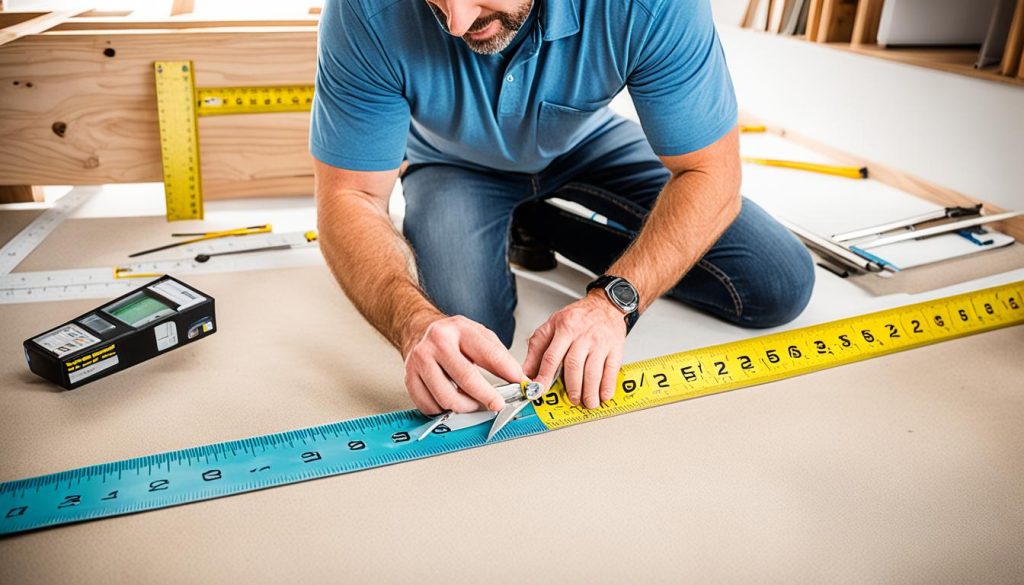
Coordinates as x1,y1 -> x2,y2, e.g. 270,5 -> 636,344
509,220 -> 557,272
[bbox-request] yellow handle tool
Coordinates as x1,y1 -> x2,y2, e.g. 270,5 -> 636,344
742,157 -> 868,179
128,224 -> 273,258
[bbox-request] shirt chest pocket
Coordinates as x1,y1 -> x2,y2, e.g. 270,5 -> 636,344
536,101 -> 609,158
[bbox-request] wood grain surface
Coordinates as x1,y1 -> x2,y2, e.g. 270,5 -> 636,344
0,29 -> 316,198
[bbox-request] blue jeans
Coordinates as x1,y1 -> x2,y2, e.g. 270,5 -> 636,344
401,118 -> 815,346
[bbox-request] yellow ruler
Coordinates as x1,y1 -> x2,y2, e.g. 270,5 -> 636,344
152,60 -> 314,221
196,85 -> 315,116
154,61 -> 204,221
535,280 -> 1024,428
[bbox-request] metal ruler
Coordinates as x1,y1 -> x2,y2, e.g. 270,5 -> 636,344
0,187 -> 97,276
2,281 -> 1021,535
153,59 -> 314,221
0,231 -> 320,304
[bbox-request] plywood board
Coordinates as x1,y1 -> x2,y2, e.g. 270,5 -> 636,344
0,185 -> 42,203
0,29 -> 316,196
0,9 -> 86,47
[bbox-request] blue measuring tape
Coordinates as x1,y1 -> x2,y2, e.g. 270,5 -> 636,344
0,407 -> 547,536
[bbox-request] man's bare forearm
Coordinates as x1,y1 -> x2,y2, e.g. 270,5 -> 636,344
317,189 -> 442,355
604,130 -> 742,311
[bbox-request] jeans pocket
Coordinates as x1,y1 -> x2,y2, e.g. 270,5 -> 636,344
536,101 -> 605,157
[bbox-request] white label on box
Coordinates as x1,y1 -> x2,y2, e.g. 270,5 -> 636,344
34,324 -> 100,358
149,280 -> 205,310
68,354 -> 119,384
154,321 -> 179,351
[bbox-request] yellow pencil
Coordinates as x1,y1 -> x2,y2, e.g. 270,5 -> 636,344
739,125 -> 767,133
128,224 -> 273,258
741,157 -> 868,180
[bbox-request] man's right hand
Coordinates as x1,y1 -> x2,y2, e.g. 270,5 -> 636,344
401,315 -> 526,416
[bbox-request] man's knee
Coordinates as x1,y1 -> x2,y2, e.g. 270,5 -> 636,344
737,241 -> 815,329
492,318 -> 516,349
418,278 -> 518,348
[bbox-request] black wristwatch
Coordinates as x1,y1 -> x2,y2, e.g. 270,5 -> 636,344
586,275 -> 640,333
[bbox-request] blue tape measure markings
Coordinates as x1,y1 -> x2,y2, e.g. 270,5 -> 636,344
0,408 -> 547,535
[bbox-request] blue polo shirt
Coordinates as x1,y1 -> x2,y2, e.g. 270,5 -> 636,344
310,0 -> 737,174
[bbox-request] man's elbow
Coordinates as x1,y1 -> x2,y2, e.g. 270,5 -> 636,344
720,172 -> 742,223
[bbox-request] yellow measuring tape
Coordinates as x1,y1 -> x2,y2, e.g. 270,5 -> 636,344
153,60 -> 315,221
535,280 -> 1024,428
196,85 -> 315,116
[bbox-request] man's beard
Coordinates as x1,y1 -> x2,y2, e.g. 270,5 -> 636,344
428,1 -> 534,55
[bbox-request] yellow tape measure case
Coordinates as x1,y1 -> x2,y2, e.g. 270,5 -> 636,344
23,276 -> 216,390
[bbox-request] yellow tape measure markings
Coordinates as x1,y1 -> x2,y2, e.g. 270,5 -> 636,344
196,85 -> 315,116
154,61 -> 204,222
535,281 -> 1024,428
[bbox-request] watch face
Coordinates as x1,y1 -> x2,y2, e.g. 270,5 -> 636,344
609,281 -> 638,310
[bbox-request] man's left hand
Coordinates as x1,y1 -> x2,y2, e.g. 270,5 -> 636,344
523,290 -> 626,409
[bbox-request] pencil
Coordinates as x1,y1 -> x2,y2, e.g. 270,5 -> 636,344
741,157 -> 868,179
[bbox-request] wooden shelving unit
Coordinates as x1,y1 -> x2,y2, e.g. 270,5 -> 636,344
819,41 -> 1023,87
741,0 -> 1024,88
841,43 -> 1024,87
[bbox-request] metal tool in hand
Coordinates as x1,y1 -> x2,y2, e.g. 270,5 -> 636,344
414,380 -> 545,442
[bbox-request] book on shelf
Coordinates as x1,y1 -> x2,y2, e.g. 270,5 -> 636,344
977,0 -> 1019,69
877,0 -> 997,46
1001,0 -> 1024,75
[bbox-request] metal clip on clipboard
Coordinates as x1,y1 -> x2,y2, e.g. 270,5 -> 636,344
782,205 -> 1022,277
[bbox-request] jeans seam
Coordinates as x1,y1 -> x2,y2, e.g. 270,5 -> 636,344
553,209 -> 631,237
556,182 -> 648,220
696,259 -> 743,317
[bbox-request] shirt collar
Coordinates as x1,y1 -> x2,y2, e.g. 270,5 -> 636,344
540,0 -> 580,41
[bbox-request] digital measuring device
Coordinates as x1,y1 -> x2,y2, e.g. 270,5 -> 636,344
23,276 -> 216,390
153,60 -> 315,221
2,281 -> 1021,534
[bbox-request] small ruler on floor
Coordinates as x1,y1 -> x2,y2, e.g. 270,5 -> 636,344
1,281 -> 1021,535
0,231 -> 320,304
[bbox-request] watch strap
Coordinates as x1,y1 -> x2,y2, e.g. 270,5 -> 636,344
624,309 -> 639,333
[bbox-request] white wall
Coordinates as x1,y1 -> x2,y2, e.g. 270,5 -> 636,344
710,0 -> 750,26
708,1 -> 1024,210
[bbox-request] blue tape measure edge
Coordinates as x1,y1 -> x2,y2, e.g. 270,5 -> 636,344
0,408 -> 549,535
